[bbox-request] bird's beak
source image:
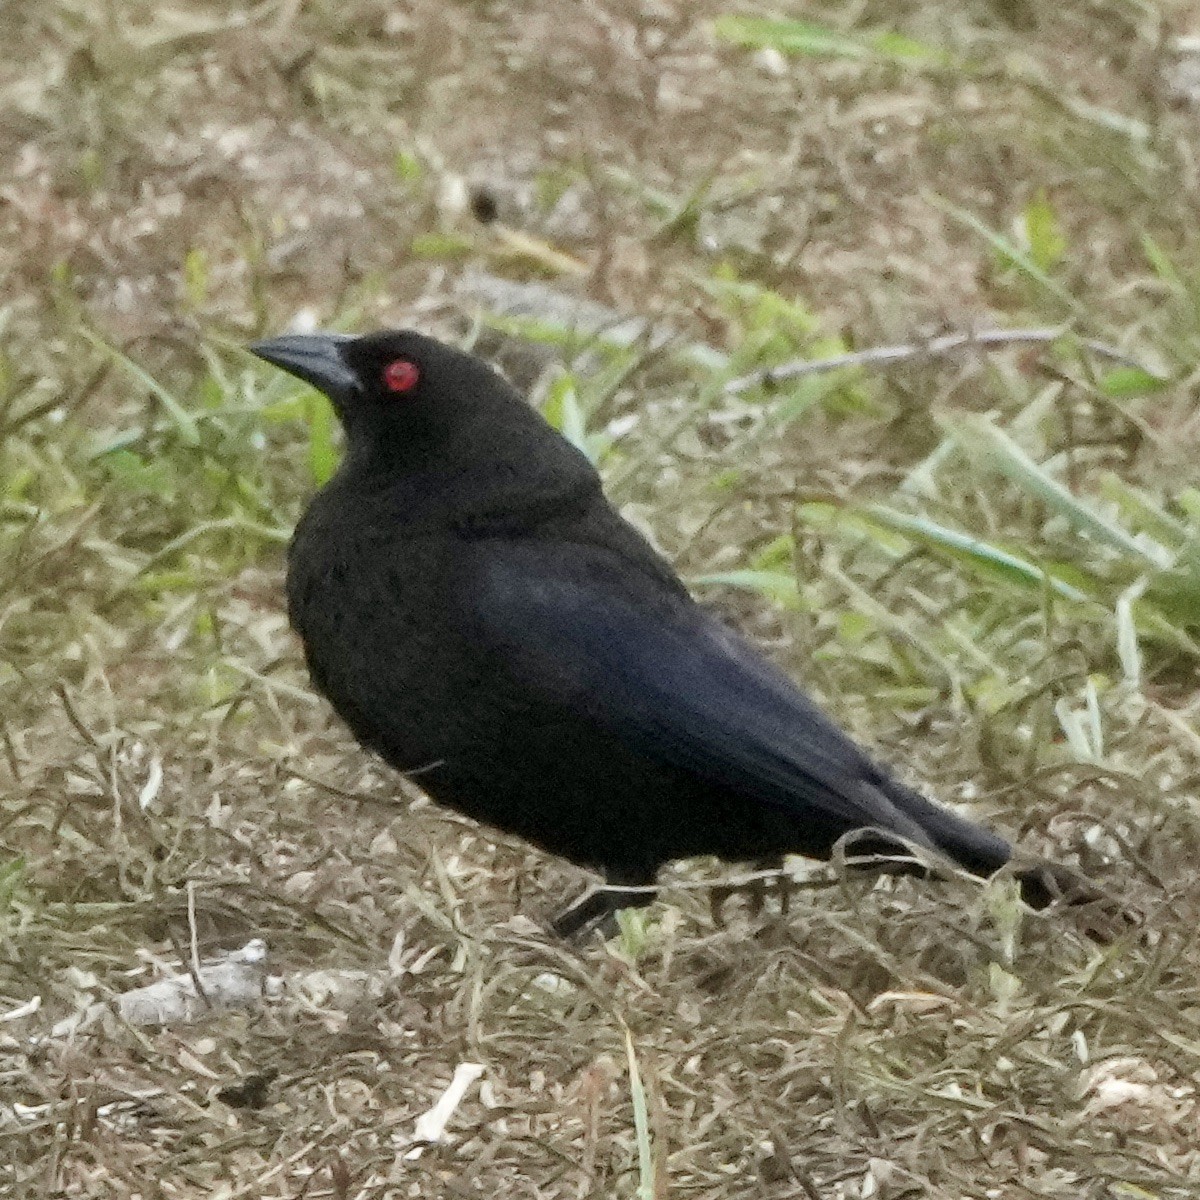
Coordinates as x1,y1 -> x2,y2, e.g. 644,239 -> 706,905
249,333 -> 361,399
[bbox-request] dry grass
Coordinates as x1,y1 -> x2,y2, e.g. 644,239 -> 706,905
3,0 -> 1200,1196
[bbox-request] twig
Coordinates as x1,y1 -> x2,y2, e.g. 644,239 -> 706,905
55,684 -> 101,749
405,1062 -> 486,1159
723,326 -> 1160,395
165,924 -> 212,1014
186,881 -> 207,1002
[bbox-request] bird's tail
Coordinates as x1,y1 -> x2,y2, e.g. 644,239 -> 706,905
874,776 -> 1114,913
873,776 -> 1012,873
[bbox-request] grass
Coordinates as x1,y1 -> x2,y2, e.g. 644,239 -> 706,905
2,0 -> 1200,1196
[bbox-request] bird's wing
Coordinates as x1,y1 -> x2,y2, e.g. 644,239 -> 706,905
466,541 -> 961,850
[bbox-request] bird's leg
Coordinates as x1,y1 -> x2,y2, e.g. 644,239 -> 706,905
709,858 -> 787,926
747,874 -> 768,918
551,887 -> 613,938
759,855 -> 791,916
710,879 -> 766,925
551,874 -> 656,940
776,865 -> 792,916
708,883 -> 735,928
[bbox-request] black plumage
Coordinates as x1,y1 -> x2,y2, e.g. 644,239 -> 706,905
251,329 -> 1097,934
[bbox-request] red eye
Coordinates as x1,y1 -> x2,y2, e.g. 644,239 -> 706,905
382,358 -> 420,393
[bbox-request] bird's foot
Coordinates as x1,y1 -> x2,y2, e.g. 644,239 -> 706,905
1015,862 -> 1140,943
709,864 -> 791,927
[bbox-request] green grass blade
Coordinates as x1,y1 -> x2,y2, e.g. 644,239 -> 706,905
713,15 -> 872,58
1098,474 -> 1192,550
1140,230 -> 1187,295
1021,190 -> 1066,272
858,504 -> 1094,603
927,195 -> 1088,318
713,15 -> 949,65
80,327 -> 202,446
946,414 -> 1172,568
542,373 -> 592,459
306,391 -> 340,485
1096,366 -> 1169,398
0,855 -> 25,911
1116,578 -> 1146,688
689,569 -> 803,608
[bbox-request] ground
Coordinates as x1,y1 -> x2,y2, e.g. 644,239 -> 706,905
2,1 -> 1200,1197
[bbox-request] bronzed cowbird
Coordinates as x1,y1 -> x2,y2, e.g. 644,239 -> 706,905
251,329 -> 1102,935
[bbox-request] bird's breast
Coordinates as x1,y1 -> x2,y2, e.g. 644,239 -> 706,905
286,516 -> 475,766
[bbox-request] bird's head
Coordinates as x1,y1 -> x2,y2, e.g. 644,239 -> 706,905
250,329 -> 565,479
250,329 -> 492,425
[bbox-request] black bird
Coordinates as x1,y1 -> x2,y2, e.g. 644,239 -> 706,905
251,329 -> 1099,935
